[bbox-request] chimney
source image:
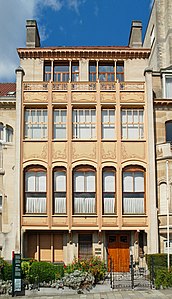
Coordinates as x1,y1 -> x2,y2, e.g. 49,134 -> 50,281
128,21 -> 142,48
26,20 -> 40,48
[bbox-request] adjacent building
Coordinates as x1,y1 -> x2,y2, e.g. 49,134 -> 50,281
0,83 -> 18,260
144,0 -> 172,254
15,15 -> 159,271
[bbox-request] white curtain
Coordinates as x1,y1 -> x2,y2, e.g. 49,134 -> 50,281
103,171 -> 115,213
123,195 -> 144,214
55,195 -> 66,213
54,171 -> 66,213
26,195 -> 46,213
74,196 -> 95,213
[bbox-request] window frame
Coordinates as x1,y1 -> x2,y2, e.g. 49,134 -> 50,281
53,109 -> 67,140
89,61 -> 97,82
24,166 -> 47,214
98,62 -> 115,82
24,108 -> 48,140
121,108 -> 144,140
53,62 -> 69,82
73,166 -> 96,215
122,166 -> 145,215
72,108 -> 96,140
53,167 -> 67,214
102,167 -> 116,215
165,121 -> 172,143
72,62 -> 79,82
44,62 -> 51,81
101,108 -> 115,140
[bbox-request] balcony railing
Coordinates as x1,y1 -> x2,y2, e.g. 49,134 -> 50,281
23,81 -> 145,92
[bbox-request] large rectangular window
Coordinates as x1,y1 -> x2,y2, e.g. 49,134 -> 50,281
121,109 -> 144,139
99,63 -> 114,82
25,109 -> 48,140
103,169 -> 115,214
89,62 -> 97,82
54,169 -> 66,214
25,169 -> 46,214
54,109 -> 67,139
102,109 -> 115,139
53,62 -> 69,82
73,109 -> 96,139
74,169 -> 96,214
123,169 -> 145,214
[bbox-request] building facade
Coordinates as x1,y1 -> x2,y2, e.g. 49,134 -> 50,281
0,83 -> 18,260
144,0 -> 172,254
15,18 -> 159,270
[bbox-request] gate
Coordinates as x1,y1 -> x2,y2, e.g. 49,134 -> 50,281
109,255 -> 151,290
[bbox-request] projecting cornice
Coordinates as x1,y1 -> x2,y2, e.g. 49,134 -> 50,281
17,46 -> 150,60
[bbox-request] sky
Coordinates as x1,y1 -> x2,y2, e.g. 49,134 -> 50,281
0,0 -> 153,82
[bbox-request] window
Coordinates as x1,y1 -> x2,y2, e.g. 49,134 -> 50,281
102,109 -> 115,139
123,167 -> 145,214
44,62 -> 51,81
121,109 -> 144,139
6,125 -> 13,142
89,62 -> 97,82
99,63 -> 114,82
72,62 -> 79,81
0,123 -> 3,141
54,168 -> 66,214
25,109 -> 48,140
73,167 -> 96,214
78,234 -> 92,259
54,62 -> 69,82
73,109 -> 96,139
54,109 -> 67,139
116,62 -> 124,82
165,77 -> 172,99
166,121 -> 172,143
103,168 -> 115,214
0,194 -> 2,211
25,167 -> 46,214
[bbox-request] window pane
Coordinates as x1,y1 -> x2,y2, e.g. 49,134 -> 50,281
166,122 -> 172,142
134,172 -> 144,192
74,172 -> 84,192
103,172 -> 115,192
37,173 -> 46,192
26,194 -> 46,213
55,193 -> 66,213
123,172 -> 133,192
54,172 -> 66,192
26,172 -> 35,192
86,172 -> 95,192
123,194 -> 144,214
103,194 -> 115,214
166,77 -> 172,98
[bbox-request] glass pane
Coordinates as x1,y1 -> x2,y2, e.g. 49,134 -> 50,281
103,172 -> 115,192
134,172 -> 144,192
74,172 -> 84,192
54,172 -> 66,192
26,172 -> 35,192
123,194 -> 144,214
123,172 -> 133,192
37,173 -> 46,192
86,172 -> 95,192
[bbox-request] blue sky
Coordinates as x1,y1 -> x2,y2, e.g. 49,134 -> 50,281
0,0 -> 153,82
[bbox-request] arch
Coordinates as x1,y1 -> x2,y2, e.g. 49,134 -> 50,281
6,125 -> 13,142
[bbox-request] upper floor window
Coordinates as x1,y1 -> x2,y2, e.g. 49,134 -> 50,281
25,166 -> 46,214
123,166 -> 145,214
54,62 -> 69,82
166,121 -> 172,143
89,62 -> 97,82
24,109 -> 48,140
0,123 -> 13,143
121,109 -> 144,140
73,167 -> 96,214
54,168 -> 66,214
165,77 -> 172,99
116,62 -> 124,82
73,109 -> 96,139
99,63 -> 114,82
72,62 -> 79,81
102,109 -> 115,139
44,62 -> 51,81
54,109 -> 67,139
103,168 -> 116,214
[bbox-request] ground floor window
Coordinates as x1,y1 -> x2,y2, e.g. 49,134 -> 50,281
78,234 -> 92,259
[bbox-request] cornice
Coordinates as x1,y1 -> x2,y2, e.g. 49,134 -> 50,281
17,47 -> 150,60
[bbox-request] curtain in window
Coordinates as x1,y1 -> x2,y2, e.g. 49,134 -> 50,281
26,195 -> 46,213
74,171 -> 95,213
103,171 -> 115,214
166,77 -> 172,98
123,194 -> 144,214
54,171 -> 66,213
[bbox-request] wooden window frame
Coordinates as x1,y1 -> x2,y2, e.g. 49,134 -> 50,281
116,62 -> 124,82
89,61 -> 97,82
121,108 -> 144,140
53,62 -> 69,82
98,62 -> 115,82
53,109 -> 67,140
44,61 -> 51,82
101,108 -> 115,139
72,108 -> 96,139
24,108 -> 48,140
71,61 -> 79,82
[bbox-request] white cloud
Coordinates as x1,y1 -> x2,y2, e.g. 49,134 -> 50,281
0,0 -> 84,82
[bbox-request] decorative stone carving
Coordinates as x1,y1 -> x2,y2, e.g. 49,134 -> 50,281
24,92 -> 48,102
120,92 -> 144,102
72,142 -> 96,160
72,92 -> 96,102
101,93 -> 116,103
52,92 -> 67,102
102,142 -> 116,159
121,142 -> 145,160
53,143 -> 67,160
23,142 -> 48,160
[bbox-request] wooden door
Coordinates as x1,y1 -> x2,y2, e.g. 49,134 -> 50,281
108,234 -> 130,272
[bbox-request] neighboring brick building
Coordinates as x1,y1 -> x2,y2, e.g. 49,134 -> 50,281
144,0 -> 172,254
15,17 -> 159,270
0,83 -> 18,260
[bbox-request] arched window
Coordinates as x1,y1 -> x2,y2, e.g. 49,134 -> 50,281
53,167 -> 66,214
73,166 -> 96,214
102,167 -> 116,214
165,121 -> 172,143
6,125 -> 13,142
25,166 -> 46,214
123,166 -> 145,214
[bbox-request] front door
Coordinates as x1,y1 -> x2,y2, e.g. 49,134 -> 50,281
108,234 -> 130,272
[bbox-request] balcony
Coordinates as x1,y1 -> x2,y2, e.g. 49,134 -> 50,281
156,142 -> 172,159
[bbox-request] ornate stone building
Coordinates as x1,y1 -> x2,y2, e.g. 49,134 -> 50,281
15,18 -> 159,270
144,0 -> 172,254
0,83 -> 18,260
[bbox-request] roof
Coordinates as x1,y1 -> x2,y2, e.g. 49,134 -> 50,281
0,83 -> 16,97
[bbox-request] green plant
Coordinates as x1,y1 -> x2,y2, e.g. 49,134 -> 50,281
28,261 -> 64,283
154,268 -> 172,289
64,256 -> 107,284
